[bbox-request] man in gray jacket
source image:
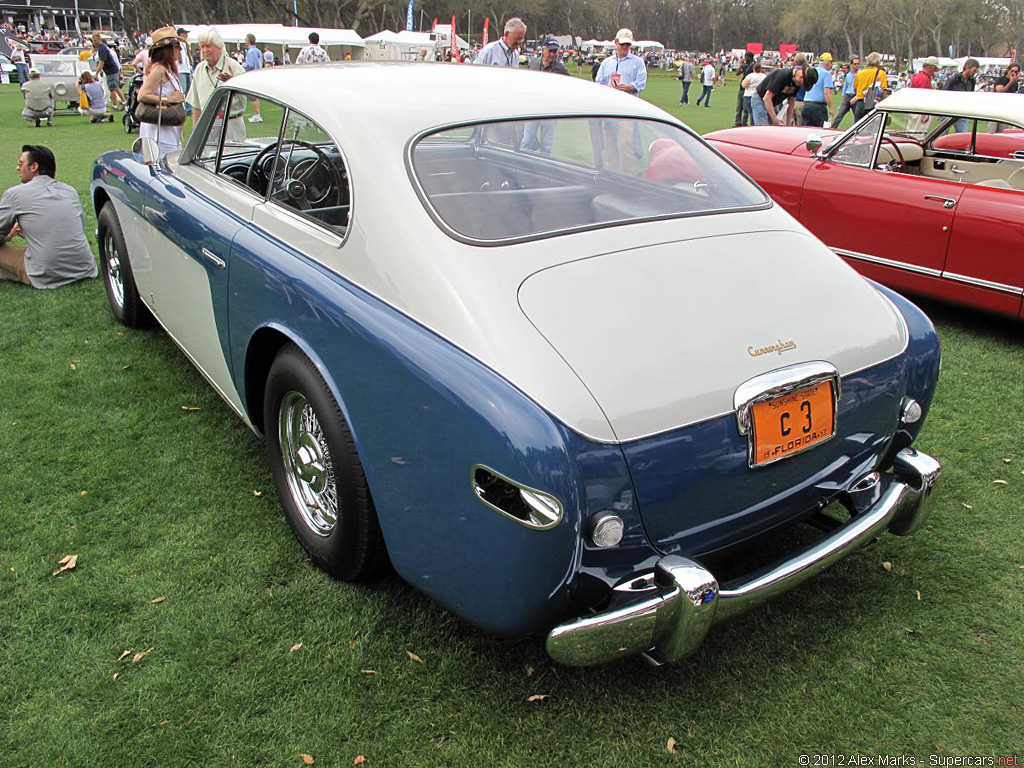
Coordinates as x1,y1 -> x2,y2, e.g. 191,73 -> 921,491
679,58 -> 696,105
0,146 -> 97,288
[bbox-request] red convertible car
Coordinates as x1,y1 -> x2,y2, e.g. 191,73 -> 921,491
707,89 -> 1024,320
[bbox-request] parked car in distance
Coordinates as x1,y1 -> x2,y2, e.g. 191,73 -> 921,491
28,53 -> 91,109
92,63 -> 942,666
707,89 -> 1024,321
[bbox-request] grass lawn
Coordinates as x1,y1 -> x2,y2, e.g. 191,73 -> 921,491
1,71 -> 1022,767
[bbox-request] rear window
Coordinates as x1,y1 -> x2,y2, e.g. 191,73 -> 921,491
409,117 -> 768,243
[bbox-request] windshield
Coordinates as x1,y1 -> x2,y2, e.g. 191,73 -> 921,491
410,117 -> 768,243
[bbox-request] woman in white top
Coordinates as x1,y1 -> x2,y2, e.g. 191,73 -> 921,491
137,28 -> 185,158
740,63 -> 767,126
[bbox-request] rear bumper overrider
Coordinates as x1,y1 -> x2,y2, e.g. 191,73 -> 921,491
546,448 -> 942,667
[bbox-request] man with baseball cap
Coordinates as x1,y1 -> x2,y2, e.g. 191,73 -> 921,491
801,52 -> 835,127
912,57 -> 939,89
521,38 -> 570,154
595,29 -> 647,173
595,28 -> 646,96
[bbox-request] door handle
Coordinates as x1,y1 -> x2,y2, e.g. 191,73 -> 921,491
200,247 -> 226,269
950,165 -> 967,175
1011,151 -> 1024,159
923,195 -> 957,209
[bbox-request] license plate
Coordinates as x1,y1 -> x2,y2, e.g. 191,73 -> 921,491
750,381 -> 835,466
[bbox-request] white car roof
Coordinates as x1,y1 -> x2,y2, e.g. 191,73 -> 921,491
228,62 -> 673,137
878,88 -> 1024,124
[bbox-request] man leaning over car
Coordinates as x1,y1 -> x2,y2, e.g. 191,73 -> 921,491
0,146 -> 97,289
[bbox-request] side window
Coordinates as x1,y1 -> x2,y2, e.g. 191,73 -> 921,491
928,118 -> 977,154
830,112 -> 883,167
194,89 -> 229,168
266,109 -> 349,235
207,92 -> 284,193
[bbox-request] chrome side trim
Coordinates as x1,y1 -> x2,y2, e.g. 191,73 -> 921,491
942,271 -> 1023,296
836,248 -> 1024,296
833,248 -> 944,278
733,361 -> 841,469
546,449 -> 942,666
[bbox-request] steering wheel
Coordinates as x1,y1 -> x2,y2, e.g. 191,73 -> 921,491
878,137 -> 906,172
245,139 -> 344,210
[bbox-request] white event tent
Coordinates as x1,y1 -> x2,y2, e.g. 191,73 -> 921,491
180,23 -> 364,60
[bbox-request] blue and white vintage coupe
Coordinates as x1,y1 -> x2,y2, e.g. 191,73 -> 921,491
92,63 -> 942,666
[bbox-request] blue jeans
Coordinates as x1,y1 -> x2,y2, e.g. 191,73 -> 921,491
179,71 -> 193,115
15,63 -> 28,84
520,120 -> 555,154
750,95 -> 773,125
680,80 -> 691,104
697,84 -> 712,106
741,95 -> 753,125
954,117 -> 969,134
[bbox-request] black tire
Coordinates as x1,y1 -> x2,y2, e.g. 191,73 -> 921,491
264,343 -> 388,582
97,204 -> 152,328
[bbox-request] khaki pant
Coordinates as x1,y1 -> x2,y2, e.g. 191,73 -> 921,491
0,243 -> 32,285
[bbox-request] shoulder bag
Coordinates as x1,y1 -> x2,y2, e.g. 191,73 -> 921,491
135,71 -> 186,126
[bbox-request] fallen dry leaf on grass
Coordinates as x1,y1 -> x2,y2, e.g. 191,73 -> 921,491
916,590 -> 923,601
70,363 -> 76,370
353,756 -> 367,766
1003,458 -> 1013,463
252,490 -> 262,497
52,555 -> 78,576
667,736 -> 678,754
132,651 -> 149,663
993,479 -> 1009,486
289,643 -> 303,653
349,639 -> 356,651
181,406 -> 201,412
158,719 -> 169,726
79,490 -> 88,497
525,665 -> 534,677
117,650 -> 130,661
360,670 -> 378,676
405,650 -> 424,664
112,672 -> 119,680
300,755 -> 315,766
527,694 -> 549,702
881,561 -> 893,572
150,596 -> 166,604
962,503 -> 974,510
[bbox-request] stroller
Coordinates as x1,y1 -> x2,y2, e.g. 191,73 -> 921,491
122,72 -> 144,134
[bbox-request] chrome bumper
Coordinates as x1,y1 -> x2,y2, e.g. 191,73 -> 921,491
546,448 -> 941,667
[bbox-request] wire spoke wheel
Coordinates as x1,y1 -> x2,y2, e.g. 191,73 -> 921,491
279,391 -> 339,536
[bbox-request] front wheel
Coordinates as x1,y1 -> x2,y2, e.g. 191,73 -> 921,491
97,204 -> 152,328
264,344 -> 388,581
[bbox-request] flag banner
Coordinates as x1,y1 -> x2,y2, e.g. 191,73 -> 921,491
431,17 -> 437,31
746,42 -> 763,54
405,0 -> 414,31
451,15 -> 457,61
779,43 -> 797,59
482,17 -> 489,48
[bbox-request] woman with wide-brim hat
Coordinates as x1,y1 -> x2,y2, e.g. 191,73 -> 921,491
136,27 -> 186,158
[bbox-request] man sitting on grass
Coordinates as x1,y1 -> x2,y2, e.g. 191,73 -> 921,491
0,146 -> 97,289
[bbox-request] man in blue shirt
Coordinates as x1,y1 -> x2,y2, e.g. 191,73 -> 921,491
802,52 -> 835,127
595,29 -> 647,174
595,28 -> 647,96
244,33 -> 264,122
473,18 -> 526,67
832,55 -> 860,129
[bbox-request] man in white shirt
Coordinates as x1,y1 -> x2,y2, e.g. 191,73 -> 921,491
696,59 -> 716,107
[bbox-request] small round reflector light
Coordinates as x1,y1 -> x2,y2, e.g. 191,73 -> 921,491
901,398 -> 923,424
589,513 -> 625,548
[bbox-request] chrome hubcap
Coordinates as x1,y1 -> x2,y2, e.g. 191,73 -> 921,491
103,229 -> 125,310
279,391 -> 338,536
